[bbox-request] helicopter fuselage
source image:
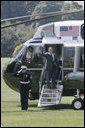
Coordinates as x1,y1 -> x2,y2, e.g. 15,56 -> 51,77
3,20 -> 84,99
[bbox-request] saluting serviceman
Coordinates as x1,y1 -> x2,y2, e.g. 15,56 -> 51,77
16,66 -> 32,110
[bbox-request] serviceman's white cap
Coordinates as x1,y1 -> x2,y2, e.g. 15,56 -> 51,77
21,66 -> 27,70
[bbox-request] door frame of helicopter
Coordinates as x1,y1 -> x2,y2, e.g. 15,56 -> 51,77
43,43 -> 64,81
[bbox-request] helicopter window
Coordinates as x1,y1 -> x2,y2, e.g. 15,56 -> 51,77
23,45 -> 43,68
63,47 -> 75,68
29,41 -> 42,44
81,24 -> 84,40
33,46 -> 43,64
7,45 -> 27,73
25,46 -> 34,63
9,45 -> 27,65
14,45 -> 27,62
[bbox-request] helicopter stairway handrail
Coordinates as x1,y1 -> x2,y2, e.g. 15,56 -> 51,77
38,69 -> 63,107
39,67 -> 45,97
38,84 -> 63,107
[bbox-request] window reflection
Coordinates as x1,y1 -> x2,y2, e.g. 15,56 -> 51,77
63,47 -> 75,68
26,46 -> 34,63
24,45 -> 43,68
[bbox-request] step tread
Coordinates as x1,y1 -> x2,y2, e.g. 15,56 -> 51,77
38,84 -> 63,107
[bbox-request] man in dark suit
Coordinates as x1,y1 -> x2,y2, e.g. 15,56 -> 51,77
39,47 -> 60,89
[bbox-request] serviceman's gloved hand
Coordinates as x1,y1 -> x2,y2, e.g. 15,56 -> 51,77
29,89 -> 32,99
29,89 -> 31,93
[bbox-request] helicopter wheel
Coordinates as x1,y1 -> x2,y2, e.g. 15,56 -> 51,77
72,98 -> 83,110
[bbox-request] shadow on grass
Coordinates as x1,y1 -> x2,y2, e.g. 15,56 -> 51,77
28,101 -> 73,110
17,103 -> 37,108
28,103 -> 84,111
2,100 -> 73,110
2,101 -> 84,113
41,104 -> 73,110
1,104 -> 84,113
17,102 -> 84,110
29,103 -> 37,108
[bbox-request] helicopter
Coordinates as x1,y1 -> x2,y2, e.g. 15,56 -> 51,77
2,9 -> 84,110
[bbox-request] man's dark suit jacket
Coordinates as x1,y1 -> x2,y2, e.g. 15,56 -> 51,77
40,52 -> 59,71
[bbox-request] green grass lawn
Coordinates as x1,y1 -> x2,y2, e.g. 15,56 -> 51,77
1,58 -> 84,127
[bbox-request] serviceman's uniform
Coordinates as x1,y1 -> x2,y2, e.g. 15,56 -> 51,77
17,66 -> 32,110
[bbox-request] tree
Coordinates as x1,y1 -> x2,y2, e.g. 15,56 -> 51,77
61,2 -> 84,20
31,1 -> 64,28
13,43 -> 23,57
1,27 -> 18,57
1,1 -> 84,57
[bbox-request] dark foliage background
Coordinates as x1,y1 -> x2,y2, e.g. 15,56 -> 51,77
1,1 -> 84,57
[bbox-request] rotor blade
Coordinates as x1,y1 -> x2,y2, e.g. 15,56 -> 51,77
1,5 -> 67,22
1,9 -> 84,29
1,10 -> 69,22
1,15 -> 32,22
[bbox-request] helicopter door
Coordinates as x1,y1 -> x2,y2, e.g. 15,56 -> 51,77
43,44 -> 63,81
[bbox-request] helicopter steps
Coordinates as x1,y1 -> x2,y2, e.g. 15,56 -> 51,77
38,84 -> 63,107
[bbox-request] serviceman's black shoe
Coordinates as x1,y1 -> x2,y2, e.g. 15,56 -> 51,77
22,108 -> 28,111
53,86 -> 56,89
21,109 -> 27,111
51,85 -> 56,89
47,86 -> 51,89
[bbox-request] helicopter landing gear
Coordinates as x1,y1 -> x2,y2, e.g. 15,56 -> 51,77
72,89 -> 84,110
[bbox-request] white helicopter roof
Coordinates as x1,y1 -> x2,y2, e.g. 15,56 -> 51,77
24,38 -> 43,47
42,37 -> 84,47
24,36 -> 84,47
54,20 -> 84,26
24,20 -> 84,47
